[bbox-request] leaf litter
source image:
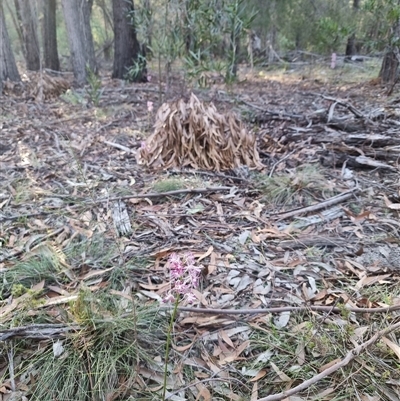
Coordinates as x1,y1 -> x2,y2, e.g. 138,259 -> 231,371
1,65 -> 400,400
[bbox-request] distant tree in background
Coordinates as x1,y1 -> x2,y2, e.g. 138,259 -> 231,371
379,25 -> 400,83
378,1 -> 400,84
112,0 -> 147,82
61,0 -> 97,85
42,0 -> 60,71
345,0 -> 360,57
0,3 -> 21,88
15,0 -> 40,70
94,0 -> 114,60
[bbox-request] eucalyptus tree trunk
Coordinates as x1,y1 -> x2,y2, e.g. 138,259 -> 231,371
266,0 -> 277,63
112,0 -> 147,82
379,14 -> 400,84
379,50 -> 399,84
0,4 -> 21,88
345,0 -> 360,57
61,0 -> 97,85
16,0 -> 40,70
42,0 -> 60,71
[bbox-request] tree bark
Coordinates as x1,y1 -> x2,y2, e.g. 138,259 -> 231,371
345,0 -> 360,58
61,0 -> 97,85
6,0 -> 24,51
112,0 -> 147,82
16,0 -> 41,71
0,4 -> 21,85
379,50 -> 399,84
42,0 -> 60,71
379,5 -> 400,84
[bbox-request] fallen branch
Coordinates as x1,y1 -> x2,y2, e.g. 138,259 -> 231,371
321,95 -> 365,119
2,304 -> 399,341
173,304 -> 400,315
0,324 -> 80,341
103,140 -> 135,154
239,99 -> 304,119
0,187 -> 233,223
99,186 -> 234,203
277,235 -> 350,249
256,319 -> 400,401
273,188 -> 359,220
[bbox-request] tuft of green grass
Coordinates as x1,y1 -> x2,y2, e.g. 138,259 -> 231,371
64,234 -> 119,270
0,286 -> 167,401
0,252 -> 63,300
151,177 -> 187,193
252,165 -> 333,207
27,308 -> 165,401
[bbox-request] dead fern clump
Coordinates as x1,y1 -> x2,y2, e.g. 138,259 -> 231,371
3,71 -> 70,100
138,93 -> 264,171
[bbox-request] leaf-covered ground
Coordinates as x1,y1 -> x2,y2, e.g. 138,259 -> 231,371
1,60 -> 400,401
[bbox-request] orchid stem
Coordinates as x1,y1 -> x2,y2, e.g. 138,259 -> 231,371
162,296 -> 180,401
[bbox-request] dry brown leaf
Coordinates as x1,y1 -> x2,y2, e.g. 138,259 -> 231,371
270,361 -> 291,382
220,329 -> 234,348
172,342 -> 194,352
296,340 -> 306,366
197,246 -> 214,262
220,340 -> 250,364
383,194 -> 400,210
319,358 -> 341,372
251,381 -> 258,401
355,274 -> 391,289
195,382 -> 212,401
382,337 -> 400,360
250,369 -> 267,382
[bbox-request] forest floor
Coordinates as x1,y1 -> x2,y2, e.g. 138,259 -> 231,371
1,58 -> 400,401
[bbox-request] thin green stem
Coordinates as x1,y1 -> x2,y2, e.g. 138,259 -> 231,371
162,297 -> 180,401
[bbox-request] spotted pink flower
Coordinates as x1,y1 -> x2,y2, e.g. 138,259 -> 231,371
163,252 -> 201,304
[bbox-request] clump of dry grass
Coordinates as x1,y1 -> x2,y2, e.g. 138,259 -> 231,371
138,93 -> 264,171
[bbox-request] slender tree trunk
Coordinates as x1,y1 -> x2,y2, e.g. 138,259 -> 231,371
4,0 -> 24,52
0,4 -> 21,84
379,50 -> 399,83
42,0 -> 60,71
379,9 -> 400,84
345,0 -> 360,57
345,33 -> 356,57
182,0 -> 192,53
16,0 -> 41,70
267,0 -> 277,64
112,0 -> 146,82
143,0 -> 152,58
95,0 -> 113,60
61,0 -> 97,85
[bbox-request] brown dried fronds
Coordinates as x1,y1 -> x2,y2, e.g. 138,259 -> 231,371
138,93 -> 264,171
3,71 -> 70,100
